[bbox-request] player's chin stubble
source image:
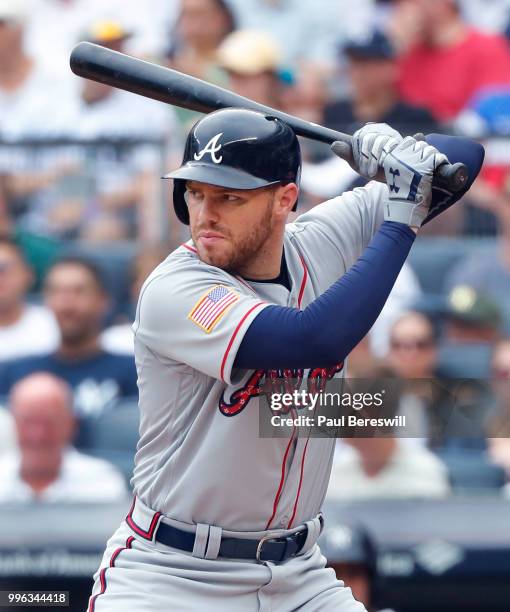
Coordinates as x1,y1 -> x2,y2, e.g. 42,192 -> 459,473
193,197 -> 275,273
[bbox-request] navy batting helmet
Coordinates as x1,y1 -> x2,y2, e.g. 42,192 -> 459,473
164,108 -> 301,224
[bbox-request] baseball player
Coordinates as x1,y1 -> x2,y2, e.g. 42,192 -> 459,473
87,109 -> 483,611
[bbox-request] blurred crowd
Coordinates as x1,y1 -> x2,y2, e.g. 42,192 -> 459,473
0,0 -> 510,239
0,0 -> 510,524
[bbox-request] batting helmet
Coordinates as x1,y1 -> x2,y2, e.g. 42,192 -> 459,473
164,108 -> 301,224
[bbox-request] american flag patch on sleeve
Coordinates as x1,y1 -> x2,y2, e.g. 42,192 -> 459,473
188,285 -> 240,333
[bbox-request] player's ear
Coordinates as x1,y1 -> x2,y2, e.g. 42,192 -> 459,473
273,183 -> 298,219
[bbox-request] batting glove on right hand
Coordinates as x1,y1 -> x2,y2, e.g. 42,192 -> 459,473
383,136 -> 450,228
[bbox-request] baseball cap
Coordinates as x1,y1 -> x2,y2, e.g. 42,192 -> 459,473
343,30 -> 395,60
84,20 -> 133,45
446,285 -> 501,329
0,0 -> 28,24
217,30 -> 281,75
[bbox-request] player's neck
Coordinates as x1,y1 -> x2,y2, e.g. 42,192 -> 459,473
235,234 -> 284,281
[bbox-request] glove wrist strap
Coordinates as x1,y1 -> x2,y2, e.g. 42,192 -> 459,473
383,198 -> 427,227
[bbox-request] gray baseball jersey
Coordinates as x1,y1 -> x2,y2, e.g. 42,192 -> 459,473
131,181 -> 386,532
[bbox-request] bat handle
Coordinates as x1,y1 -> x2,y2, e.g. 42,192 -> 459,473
412,132 -> 469,192
331,135 -> 469,193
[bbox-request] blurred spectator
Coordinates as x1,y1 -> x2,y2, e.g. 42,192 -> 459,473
388,311 -> 438,379
444,285 -> 501,344
102,243 -> 169,355
71,20 -> 174,139
0,0 -> 80,234
392,0 -> 510,123
166,0 -> 234,81
0,373 -> 127,503
386,311 -> 462,445
327,436 -> 450,500
47,19 -> 177,241
324,29 -> 438,136
165,0 -> 235,131
280,64 -> 330,135
0,236 -> 58,361
431,287 -> 498,443
26,0 -> 180,75
445,185 -> 510,333
387,311 -> 437,439
0,0 -> 75,139
0,257 -> 138,416
217,30 -> 285,107
226,0 -> 375,69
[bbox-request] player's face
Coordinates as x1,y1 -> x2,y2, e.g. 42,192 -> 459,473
186,181 -> 280,272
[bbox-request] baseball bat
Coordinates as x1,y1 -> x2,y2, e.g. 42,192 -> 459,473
70,42 -> 468,192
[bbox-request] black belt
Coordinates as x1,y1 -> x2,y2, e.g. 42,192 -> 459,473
155,521 -> 312,563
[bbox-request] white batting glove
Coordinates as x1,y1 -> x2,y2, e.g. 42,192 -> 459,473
351,123 -> 403,178
383,136 -> 450,228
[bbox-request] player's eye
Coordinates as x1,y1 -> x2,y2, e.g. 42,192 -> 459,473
185,189 -> 203,203
223,194 -> 241,203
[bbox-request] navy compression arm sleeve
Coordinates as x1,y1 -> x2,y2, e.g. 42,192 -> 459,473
235,221 -> 415,370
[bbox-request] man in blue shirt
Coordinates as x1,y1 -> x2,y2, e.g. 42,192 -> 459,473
0,256 -> 137,417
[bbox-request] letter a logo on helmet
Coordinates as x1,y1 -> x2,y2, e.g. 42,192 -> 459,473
194,133 -> 223,164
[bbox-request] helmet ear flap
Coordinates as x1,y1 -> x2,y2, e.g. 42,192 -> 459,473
172,129 -> 195,225
173,179 -> 190,225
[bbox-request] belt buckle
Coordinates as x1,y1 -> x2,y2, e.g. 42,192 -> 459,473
255,532 -> 302,564
255,533 -> 277,563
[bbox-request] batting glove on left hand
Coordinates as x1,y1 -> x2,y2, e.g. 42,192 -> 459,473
351,123 -> 403,178
383,136 -> 450,228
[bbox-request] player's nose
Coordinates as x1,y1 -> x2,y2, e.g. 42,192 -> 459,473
197,196 -> 221,224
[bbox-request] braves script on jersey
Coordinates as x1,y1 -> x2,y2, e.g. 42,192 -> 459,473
131,181 -> 386,532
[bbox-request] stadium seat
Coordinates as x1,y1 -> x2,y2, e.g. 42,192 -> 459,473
76,399 -> 140,486
407,238 -> 493,295
436,448 -> 506,493
75,398 -> 139,453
